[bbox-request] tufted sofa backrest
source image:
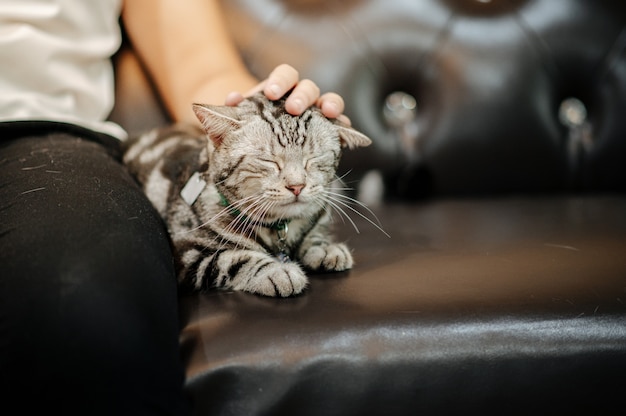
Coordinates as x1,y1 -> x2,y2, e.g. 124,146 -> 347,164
112,0 -> 626,198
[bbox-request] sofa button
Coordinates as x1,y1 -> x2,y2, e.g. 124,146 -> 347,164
383,91 -> 419,162
559,97 -> 587,128
383,91 -> 417,127
559,97 -> 594,181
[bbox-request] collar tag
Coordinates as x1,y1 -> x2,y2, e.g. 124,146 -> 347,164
180,172 -> 207,206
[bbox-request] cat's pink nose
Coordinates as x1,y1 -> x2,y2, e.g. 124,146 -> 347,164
286,184 -> 305,196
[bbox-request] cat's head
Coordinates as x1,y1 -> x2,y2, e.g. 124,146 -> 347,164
192,93 -> 371,222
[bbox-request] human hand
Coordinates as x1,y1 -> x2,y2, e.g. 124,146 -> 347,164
225,64 -> 350,125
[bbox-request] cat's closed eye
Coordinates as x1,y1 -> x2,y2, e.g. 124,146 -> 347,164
258,158 -> 282,172
124,93 -> 375,298
305,154 -> 334,173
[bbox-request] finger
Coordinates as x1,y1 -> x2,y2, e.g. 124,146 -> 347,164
243,80 -> 266,98
285,79 -> 320,115
317,92 -> 345,119
225,91 -> 245,106
336,114 -> 352,127
264,64 -> 300,100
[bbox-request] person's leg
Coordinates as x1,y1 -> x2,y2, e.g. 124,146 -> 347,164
0,129 -> 188,414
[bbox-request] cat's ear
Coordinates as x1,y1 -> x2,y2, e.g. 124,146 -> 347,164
336,123 -> 372,149
192,103 -> 241,146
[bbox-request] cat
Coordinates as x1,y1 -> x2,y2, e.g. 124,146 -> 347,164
123,93 -> 372,297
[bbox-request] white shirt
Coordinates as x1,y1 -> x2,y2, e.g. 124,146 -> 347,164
0,0 -> 126,139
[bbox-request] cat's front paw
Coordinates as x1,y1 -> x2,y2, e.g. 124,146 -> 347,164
300,243 -> 353,272
244,261 -> 308,297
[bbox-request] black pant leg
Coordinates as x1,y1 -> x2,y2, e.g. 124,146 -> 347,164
0,131 -> 189,415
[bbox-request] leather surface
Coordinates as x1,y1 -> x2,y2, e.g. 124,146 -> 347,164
112,0 -> 626,197
179,196 -> 626,415
108,1 -> 626,414
221,0 -> 626,197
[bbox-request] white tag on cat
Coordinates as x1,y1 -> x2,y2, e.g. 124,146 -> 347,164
180,172 -> 207,206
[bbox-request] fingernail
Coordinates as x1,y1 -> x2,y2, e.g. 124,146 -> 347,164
267,83 -> 281,98
323,101 -> 339,117
291,98 -> 304,114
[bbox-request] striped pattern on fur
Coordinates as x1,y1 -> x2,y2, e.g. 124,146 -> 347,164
123,93 -> 371,297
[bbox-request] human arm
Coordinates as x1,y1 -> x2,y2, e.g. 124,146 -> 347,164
121,0 -> 345,124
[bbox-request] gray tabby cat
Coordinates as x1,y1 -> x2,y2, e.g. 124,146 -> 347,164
123,93 -> 371,297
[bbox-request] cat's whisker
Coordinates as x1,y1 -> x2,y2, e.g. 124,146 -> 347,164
321,196 -> 361,234
180,194 -> 258,235
231,214 -> 262,249
125,92 -> 373,297
313,198 -> 343,229
224,195 -> 273,250
221,216 -> 254,250
334,170 -> 352,183
324,190 -> 385,228
234,199 -> 276,250
201,194 -> 263,250
333,172 -> 362,190
328,186 -> 354,192
322,191 -> 390,238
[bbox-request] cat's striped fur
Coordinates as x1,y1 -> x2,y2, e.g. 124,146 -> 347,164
123,93 -> 371,297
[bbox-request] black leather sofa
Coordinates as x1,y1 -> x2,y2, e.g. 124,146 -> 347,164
111,0 -> 626,414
